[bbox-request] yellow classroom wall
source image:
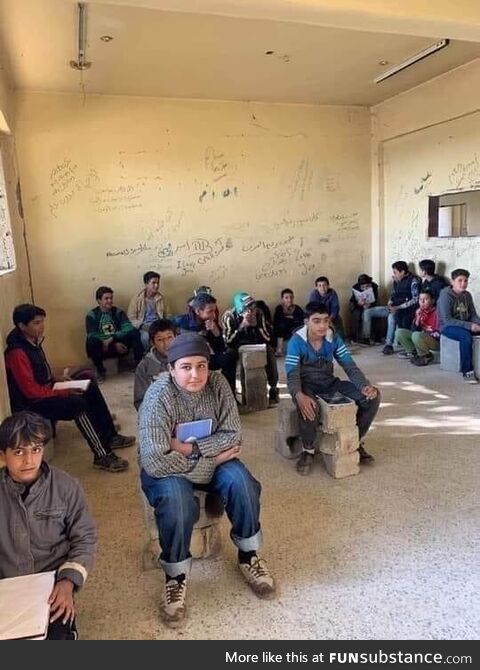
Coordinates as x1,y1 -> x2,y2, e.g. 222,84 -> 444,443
0,71 -> 32,419
372,58 -> 480,302
14,91 -> 371,365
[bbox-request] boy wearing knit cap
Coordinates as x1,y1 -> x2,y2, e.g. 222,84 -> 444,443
139,333 -> 276,628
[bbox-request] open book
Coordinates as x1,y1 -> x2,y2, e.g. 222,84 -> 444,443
0,571 -> 55,640
176,418 -> 212,443
352,287 -> 375,305
53,379 -> 91,392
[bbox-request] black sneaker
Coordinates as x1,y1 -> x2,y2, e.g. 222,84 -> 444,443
93,452 -> 129,472
358,444 -> 374,463
109,434 -> 136,449
411,354 -> 430,366
382,345 -> 394,355
268,387 -> 279,406
296,451 -> 314,476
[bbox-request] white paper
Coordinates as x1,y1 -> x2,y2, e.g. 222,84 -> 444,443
0,571 -> 55,640
53,379 -> 91,391
352,287 -> 375,305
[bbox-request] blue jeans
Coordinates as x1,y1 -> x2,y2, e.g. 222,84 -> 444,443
441,326 -> 473,373
141,460 -> 262,577
363,306 -> 396,345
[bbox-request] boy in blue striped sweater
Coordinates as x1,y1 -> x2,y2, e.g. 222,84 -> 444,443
285,303 -> 380,475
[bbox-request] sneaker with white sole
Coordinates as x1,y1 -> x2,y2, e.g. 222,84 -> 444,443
161,577 -> 187,628
239,556 -> 276,599
463,370 -> 479,384
398,351 -> 415,359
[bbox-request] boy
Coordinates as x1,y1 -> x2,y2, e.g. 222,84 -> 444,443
363,261 -> 420,355
221,292 -> 279,405
128,271 -> 166,351
286,303 -> 379,476
139,333 -> 275,628
437,268 -> 480,383
348,274 -> 379,344
5,304 -> 131,472
86,286 -> 143,381
0,411 -> 97,640
174,292 -> 237,393
273,289 -> 304,357
307,276 -> 344,336
418,259 -> 448,304
395,290 -> 439,366
134,318 -> 175,409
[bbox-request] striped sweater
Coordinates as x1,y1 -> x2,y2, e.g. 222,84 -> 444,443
138,370 -> 241,484
285,326 -> 369,397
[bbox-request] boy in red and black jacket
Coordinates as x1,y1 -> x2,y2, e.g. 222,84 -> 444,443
395,290 -> 439,366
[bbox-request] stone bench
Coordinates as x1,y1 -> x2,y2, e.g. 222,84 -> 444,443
440,334 -> 480,374
274,395 -> 360,479
238,344 -> 268,413
141,488 -> 224,571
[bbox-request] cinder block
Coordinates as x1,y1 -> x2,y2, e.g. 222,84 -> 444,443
317,427 -> 359,455
473,336 -> 480,376
316,395 -> 357,434
322,450 -> 360,479
277,398 -> 300,438
140,488 -> 223,570
240,366 -> 268,412
430,349 -> 440,364
440,335 -> 461,373
239,344 -> 267,369
273,429 -> 303,459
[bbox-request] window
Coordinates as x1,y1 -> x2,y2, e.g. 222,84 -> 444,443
0,149 -> 16,275
428,189 -> 480,238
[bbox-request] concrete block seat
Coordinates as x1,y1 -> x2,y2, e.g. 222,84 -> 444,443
141,488 -> 224,571
274,394 -> 360,479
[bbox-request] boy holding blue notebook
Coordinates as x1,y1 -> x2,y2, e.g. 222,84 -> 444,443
139,333 -> 276,628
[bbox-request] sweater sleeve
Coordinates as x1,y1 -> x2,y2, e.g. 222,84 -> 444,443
398,276 -> 420,309
115,309 -> 135,336
285,336 -> 303,397
5,350 -> 69,400
138,385 -> 192,477
56,478 -> 97,589
333,336 -> 369,390
196,375 -> 242,457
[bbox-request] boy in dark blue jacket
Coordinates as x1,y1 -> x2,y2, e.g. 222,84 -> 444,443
286,303 -> 380,475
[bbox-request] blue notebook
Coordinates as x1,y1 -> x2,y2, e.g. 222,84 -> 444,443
176,418 -> 213,443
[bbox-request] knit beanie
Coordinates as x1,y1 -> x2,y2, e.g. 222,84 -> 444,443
167,333 -> 211,364
233,291 -> 255,314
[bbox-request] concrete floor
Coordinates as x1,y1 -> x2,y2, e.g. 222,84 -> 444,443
51,347 -> 480,640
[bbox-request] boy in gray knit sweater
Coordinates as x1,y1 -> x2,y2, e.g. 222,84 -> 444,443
139,333 -> 275,628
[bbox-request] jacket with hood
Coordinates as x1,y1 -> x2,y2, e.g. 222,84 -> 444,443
437,286 -> 480,331
221,292 -> 272,348
285,326 -> 369,397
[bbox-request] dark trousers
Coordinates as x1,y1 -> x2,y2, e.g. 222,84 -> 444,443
210,350 -> 238,393
265,345 -> 279,388
296,378 -> 380,446
86,331 -> 143,373
442,326 -> 473,373
350,308 -> 364,342
28,382 -> 116,459
47,617 -> 77,640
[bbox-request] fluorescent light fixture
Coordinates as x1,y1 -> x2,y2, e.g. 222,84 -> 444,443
374,38 -> 449,84
70,3 -> 91,70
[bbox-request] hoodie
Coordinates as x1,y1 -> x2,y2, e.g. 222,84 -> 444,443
437,286 -> 480,331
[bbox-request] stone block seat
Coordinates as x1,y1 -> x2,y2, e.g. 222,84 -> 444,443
141,488 -> 224,571
238,344 -> 268,413
274,394 -> 360,479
